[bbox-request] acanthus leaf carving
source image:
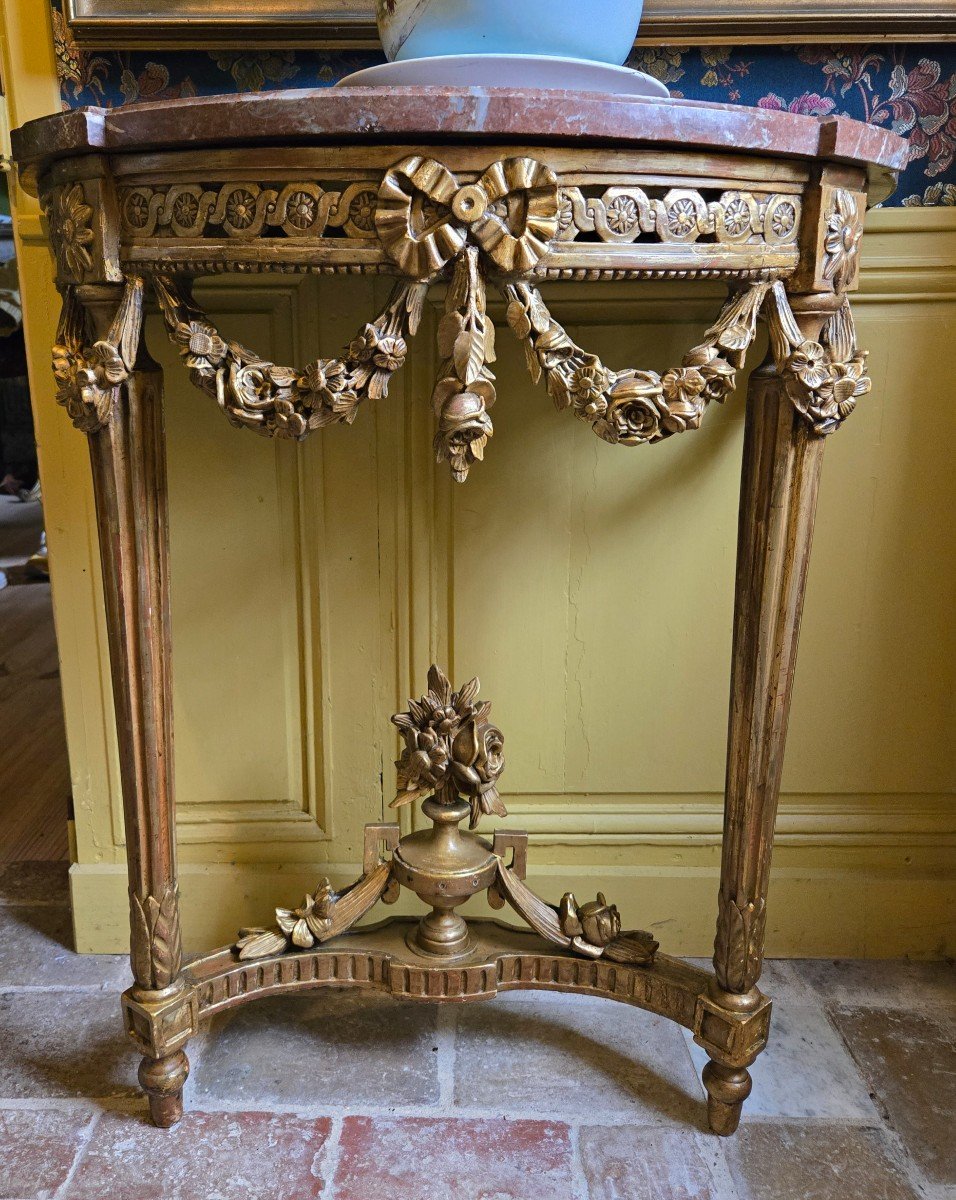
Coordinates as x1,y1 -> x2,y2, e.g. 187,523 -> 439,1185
714,891 -> 767,994
129,883 -> 183,991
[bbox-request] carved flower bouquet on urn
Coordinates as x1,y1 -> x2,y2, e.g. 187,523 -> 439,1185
237,663 -> 659,967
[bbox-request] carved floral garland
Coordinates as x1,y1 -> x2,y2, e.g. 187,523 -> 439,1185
152,274 -> 428,440
502,279 -> 770,446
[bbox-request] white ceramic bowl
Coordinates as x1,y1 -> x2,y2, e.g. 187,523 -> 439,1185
377,0 -> 644,66
337,53 -> 668,95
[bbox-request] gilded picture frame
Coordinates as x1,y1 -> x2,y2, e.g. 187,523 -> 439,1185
62,0 -> 956,50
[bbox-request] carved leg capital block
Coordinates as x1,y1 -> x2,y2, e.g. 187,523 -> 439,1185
121,984 -> 197,1060
693,990 -> 772,1068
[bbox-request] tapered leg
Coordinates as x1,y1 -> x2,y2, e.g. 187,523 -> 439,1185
704,296 -> 833,1135
80,284 -> 192,1128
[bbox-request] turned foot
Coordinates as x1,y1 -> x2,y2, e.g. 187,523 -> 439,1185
139,1049 -> 189,1128
702,1060 -> 752,1136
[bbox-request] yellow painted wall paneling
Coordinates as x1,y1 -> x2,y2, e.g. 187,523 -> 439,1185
0,4 -> 950,956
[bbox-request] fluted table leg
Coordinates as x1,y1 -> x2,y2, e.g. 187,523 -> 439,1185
704,295 -> 835,1135
80,284 -> 192,1128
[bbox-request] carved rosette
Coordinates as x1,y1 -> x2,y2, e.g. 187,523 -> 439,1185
822,189 -> 864,292
556,186 -> 800,248
49,182 -> 95,281
52,277 -> 144,433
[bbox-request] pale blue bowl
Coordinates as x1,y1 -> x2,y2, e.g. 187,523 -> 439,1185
379,0 -> 644,67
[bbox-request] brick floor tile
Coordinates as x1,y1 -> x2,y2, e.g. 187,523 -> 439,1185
454,995 -> 703,1125
331,1116 -> 574,1200
723,1123 -> 920,1200
0,905 -> 130,989
0,991 -> 137,1099
579,1124 -> 735,1200
0,1108 -> 95,1199
830,1007 -> 955,1186
192,992 -> 440,1108
0,862 -> 69,905
66,1110 -> 331,1200
684,1004 -> 878,1120
790,960 -> 956,1014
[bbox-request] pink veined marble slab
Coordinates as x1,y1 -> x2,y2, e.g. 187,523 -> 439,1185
13,87 -> 908,203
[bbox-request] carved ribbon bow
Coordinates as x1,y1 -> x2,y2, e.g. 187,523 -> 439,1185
375,155 -> 560,279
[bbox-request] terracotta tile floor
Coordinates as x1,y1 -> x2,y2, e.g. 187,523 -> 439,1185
0,862 -> 953,1200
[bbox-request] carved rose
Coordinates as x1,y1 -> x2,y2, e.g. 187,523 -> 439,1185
684,344 -> 737,401
436,391 -> 494,483
595,372 -> 666,445
451,717 -> 506,829
660,366 -> 708,433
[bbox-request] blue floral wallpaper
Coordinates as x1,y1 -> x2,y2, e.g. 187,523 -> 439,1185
51,4 -> 956,207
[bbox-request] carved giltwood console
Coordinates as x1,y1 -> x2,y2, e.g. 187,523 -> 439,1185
12,88 -> 906,1135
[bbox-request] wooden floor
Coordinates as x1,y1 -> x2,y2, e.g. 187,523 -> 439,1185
0,496 -> 70,861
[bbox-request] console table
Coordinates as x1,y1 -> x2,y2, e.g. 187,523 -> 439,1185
12,89 -> 906,1135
